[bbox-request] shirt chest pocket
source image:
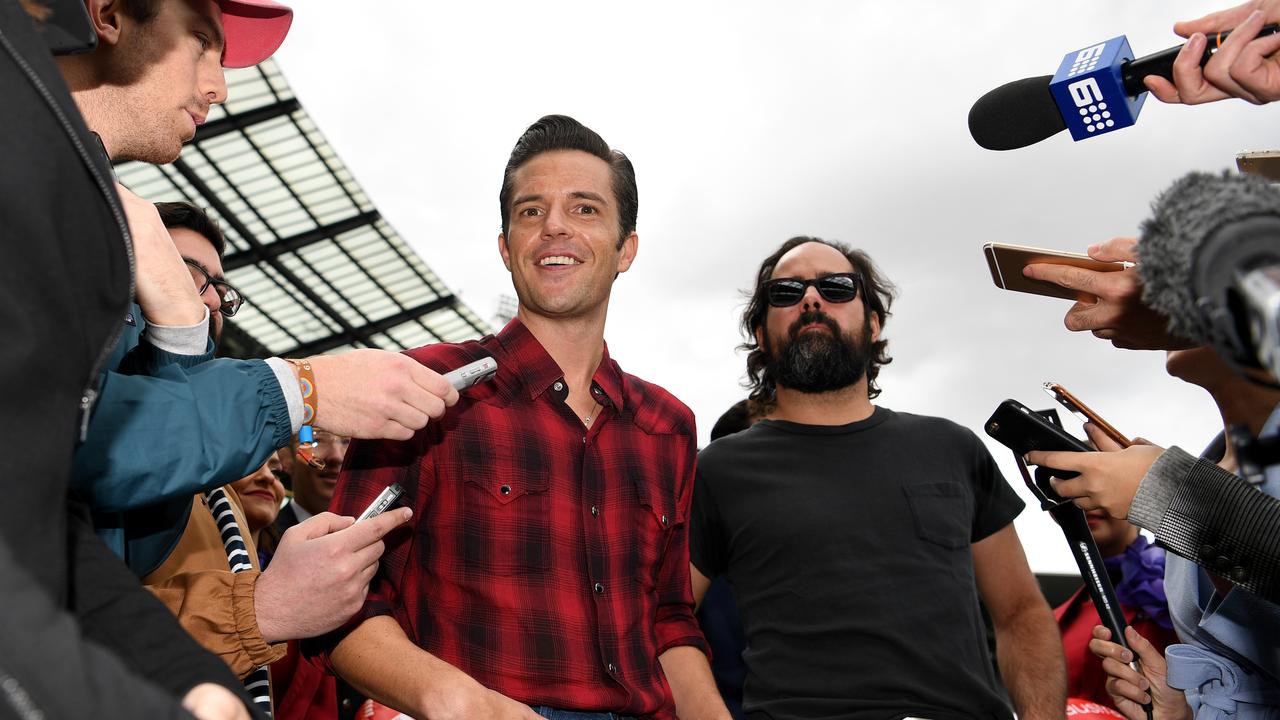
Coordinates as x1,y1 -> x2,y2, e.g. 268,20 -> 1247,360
902,481 -> 972,550
625,469 -> 678,586
459,464 -> 552,575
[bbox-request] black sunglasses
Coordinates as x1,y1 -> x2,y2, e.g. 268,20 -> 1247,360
184,259 -> 246,317
763,272 -> 861,307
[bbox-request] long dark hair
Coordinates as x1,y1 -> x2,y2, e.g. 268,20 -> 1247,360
741,236 -> 896,408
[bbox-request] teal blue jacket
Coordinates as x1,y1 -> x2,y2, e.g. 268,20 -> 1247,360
70,307 -> 292,575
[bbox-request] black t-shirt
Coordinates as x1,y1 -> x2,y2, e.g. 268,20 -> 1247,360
691,407 -> 1025,720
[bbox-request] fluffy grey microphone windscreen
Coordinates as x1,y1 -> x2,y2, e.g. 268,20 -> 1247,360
1138,170 -> 1280,345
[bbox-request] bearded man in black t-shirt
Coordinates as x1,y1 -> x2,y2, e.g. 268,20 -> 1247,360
689,237 -> 1066,720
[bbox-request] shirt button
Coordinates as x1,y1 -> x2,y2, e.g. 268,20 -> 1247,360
553,381 -> 564,391
606,663 -> 617,675
660,514 -> 668,526
500,484 -> 511,495
591,505 -> 599,517
1200,544 -> 1216,561
594,582 -> 605,594
1215,555 -> 1233,572
1231,566 -> 1249,583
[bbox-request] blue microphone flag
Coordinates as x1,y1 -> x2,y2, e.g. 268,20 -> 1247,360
1049,36 -> 1146,142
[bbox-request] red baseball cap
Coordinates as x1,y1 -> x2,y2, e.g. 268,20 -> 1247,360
218,0 -> 293,69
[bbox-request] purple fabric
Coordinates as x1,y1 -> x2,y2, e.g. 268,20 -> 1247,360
1104,535 -> 1173,629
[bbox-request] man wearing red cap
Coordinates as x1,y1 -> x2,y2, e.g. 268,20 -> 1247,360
1,0 -> 455,717
0,0 -> 299,717
53,0 -> 464,716
58,0 -> 293,165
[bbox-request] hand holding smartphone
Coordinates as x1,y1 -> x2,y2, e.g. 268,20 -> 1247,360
983,242 -> 1127,301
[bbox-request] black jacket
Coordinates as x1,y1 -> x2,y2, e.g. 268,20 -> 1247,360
0,1 -> 253,714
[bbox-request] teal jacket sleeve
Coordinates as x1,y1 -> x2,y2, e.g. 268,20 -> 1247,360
70,314 -> 293,513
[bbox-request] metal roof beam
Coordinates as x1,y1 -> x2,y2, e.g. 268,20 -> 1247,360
170,157 -> 377,351
222,210 -> 381,271
193,98 -> 301,143
279,295 -> 458,357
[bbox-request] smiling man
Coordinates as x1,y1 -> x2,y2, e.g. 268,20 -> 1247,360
690,237 -> 1067,720
325,115 -> 729,720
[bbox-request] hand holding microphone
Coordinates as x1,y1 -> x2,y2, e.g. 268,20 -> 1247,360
1147,1 -> 1280,105
969,11 -> 1280,150
1089,626 -> 1192,720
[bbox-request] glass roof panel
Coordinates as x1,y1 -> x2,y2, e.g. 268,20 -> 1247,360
115,61 -> 489,359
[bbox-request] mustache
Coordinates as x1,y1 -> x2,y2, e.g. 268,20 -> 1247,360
787,310 -> 840,338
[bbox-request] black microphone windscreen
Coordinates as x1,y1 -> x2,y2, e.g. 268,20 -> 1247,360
968,76 -> 1066,151
1138,171 -> 1280,346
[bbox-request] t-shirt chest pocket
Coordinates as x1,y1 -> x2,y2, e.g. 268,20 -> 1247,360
902,481 -> 972,550
458,462 -> 552,575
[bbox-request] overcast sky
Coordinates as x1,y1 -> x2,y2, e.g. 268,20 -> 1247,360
274,1 -> 1277,574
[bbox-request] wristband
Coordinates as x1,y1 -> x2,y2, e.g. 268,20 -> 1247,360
287,359 -> 325,470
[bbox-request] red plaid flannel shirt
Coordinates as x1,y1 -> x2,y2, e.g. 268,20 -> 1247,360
328,320 -> 708,718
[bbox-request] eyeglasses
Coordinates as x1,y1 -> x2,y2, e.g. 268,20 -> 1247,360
184,259 -> 246,317
763,272 -> 861,307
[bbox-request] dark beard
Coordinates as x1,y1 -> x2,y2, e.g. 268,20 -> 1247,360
765,310 -> 870,394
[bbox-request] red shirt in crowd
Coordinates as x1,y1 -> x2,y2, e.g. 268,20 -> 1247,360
326,319 -> 708,718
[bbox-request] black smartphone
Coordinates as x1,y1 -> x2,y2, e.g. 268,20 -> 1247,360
36,0 -> 98,55
985,399 -> 1093,504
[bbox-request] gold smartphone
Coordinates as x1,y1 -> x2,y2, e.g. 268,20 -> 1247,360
983,242 -> 1126,301
1236,150 -> 1280,181
1043,382 -> 1131,448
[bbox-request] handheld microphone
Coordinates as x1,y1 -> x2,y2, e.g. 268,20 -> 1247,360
1139,171 -> 1280,381
969,24 -> 1280,151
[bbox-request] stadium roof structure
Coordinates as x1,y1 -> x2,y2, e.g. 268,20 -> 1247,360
117,60 -> 490,360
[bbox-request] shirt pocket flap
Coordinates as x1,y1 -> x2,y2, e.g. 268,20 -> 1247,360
461,466 -> 550,506
632,471 -> 678,529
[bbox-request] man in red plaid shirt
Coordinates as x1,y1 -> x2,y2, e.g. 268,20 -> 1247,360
324,115 -> 729,720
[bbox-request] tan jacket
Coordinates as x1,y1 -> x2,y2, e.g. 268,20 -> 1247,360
143,487 -> 287,679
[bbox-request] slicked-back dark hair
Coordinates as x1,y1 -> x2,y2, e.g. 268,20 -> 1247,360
741,236 -> 897,407
498,114 -> 637,248
155,201 -> 226,257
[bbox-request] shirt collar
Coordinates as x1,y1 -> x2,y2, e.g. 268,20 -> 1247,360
287,499 -> 313,523
494,318 -> 626,413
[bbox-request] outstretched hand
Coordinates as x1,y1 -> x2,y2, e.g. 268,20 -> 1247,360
305,350 -> 459,441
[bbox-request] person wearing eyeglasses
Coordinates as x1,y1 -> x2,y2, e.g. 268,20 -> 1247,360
688,237 -> 1067,720
84,201 -> 417,718
160,201 -> 247,342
